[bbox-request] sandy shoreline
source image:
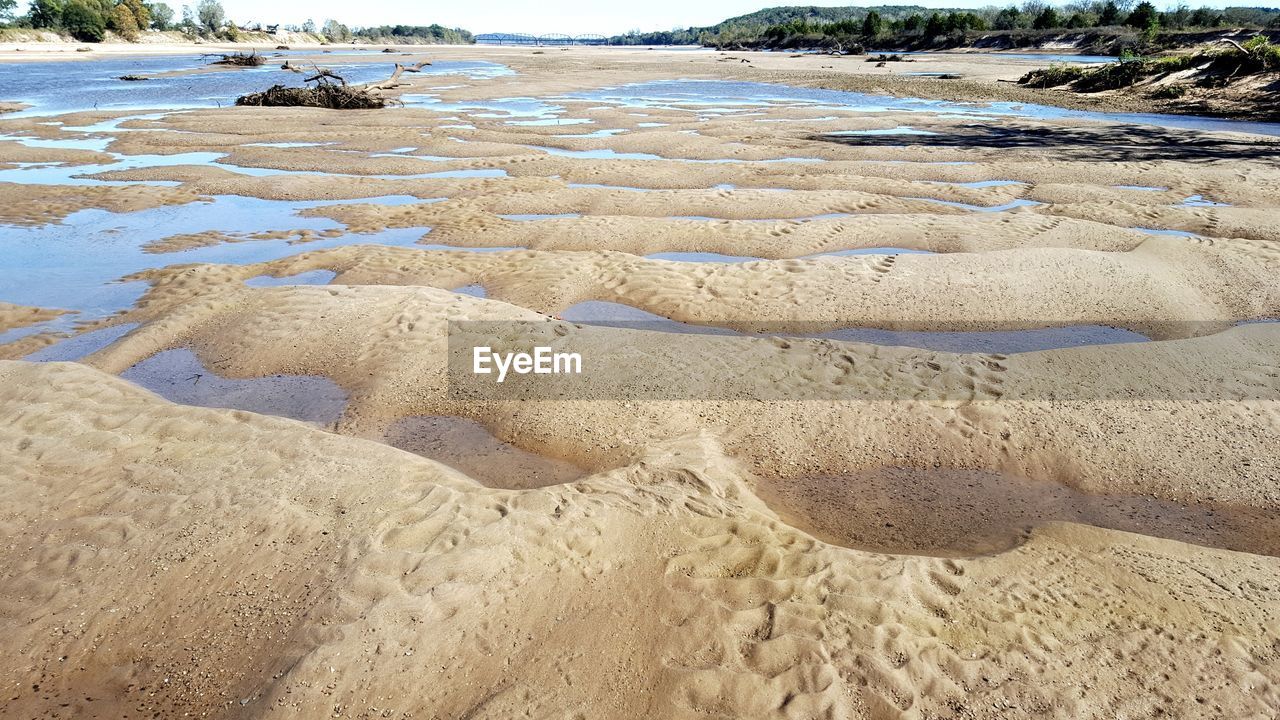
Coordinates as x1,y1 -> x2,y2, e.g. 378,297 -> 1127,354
1,40 -> 1270,119
0,40 -> 380,61
2,45 -> 1279,718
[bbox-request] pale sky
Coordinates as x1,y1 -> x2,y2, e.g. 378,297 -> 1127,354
19,0 -> 1260,36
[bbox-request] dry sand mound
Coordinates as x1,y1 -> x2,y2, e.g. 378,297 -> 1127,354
76,281 -> 1280,507
4,360 -> 1280,719
120,240 -> 1280,340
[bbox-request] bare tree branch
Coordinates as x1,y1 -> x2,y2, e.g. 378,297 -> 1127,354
366,60 -> 433,90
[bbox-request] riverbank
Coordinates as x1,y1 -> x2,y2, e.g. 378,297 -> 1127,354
7,41 -> 1270,122
485,45 -> 1280,121
0,38 -> 398,61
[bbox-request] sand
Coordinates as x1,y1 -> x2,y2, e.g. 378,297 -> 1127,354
0,301 -> 68,333
4,359 -> 1280,719
0,140 -> 115,170
0,182 -> 204,226
117,240 -> 1280,340
2,45 -> 1279,719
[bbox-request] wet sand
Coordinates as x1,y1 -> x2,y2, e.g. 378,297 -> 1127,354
0,301 -> 68,332
2,46 -> 1280,719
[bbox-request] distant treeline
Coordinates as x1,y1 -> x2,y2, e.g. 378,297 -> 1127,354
3,0 -> 164,41
0,0 -> 473,44
606,3 -> 1280,49
355,24 -> 473,44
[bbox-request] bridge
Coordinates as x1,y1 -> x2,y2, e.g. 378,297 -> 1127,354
475,33 -> 609,46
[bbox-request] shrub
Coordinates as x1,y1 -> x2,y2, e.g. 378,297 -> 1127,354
1149,84 -> 1188,98
1241,35 -> 1280,71
1152,53 -> 1198,73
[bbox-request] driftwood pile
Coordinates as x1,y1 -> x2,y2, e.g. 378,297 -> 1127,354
209,52 -> 266,67
235,60 -> 433,110
235,83 -> 387,109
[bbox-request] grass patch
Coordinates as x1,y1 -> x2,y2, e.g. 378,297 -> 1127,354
1149,84 -> 1189,98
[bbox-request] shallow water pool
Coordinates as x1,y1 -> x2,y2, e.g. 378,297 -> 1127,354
0,57 -> 513,116
0,195 -> 427,332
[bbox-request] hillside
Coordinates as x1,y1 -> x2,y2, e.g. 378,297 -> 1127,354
609,4 -> 1280,48
712,5 -> 962,28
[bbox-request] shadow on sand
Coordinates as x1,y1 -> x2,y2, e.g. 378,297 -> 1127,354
810,123 -> 1280,162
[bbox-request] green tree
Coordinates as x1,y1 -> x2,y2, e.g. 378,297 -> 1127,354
61,0 -> 106,40
195,0 -> 222,32
109,3 -> 139,38
29,0 -> 65,28
1126,1 -> 1158,29
861,10 -> 882,37
924,12 -> 945,36
1098,1 -> 1120,25
179,3 -> 194,28
123,0 -> 151,28
1033,7 -> 1060,29
146,2 -> 173,29
903,13 -> 924,32
301,18 -> 316,33
0,0 -> 18,25
1162,4 -> 1191,28
993,7 -> 1022,30
321,18 -> 350,42
1020,0 -> 1048,20
1066,12 -> 1095,28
